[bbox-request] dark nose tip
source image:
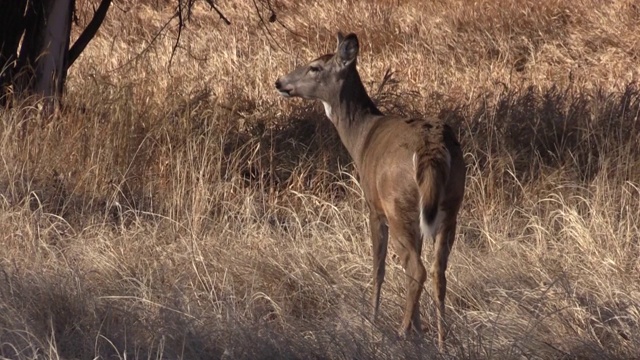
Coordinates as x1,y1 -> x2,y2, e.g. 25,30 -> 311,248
275,79 -> 281,89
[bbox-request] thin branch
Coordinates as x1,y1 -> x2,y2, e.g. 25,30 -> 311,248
168,1 -> 185,70
68,0 -> 112,67
107,13 -> 174,73
252,0 -> 285,52
265,0 -> 302,39
202,0 -> 231,25
376,67 -> 395,97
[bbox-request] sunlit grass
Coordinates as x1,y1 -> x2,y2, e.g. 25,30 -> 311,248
0,0 -> 638,358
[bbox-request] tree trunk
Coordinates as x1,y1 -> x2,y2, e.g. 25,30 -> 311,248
22,0 -> 75,112
36,0 -> 74,97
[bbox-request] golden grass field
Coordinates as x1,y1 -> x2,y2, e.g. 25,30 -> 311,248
1,0 -> 639,358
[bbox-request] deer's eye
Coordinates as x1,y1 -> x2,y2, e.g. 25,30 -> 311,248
309,65 -> 322,73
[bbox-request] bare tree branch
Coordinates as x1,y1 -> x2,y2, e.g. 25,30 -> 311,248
168,0 -> 186,70
68,0 -> 112,67
203,0 -> 231,25
107,14 -> 174,72
265,0 -> 302,38
252,0 -> 285,52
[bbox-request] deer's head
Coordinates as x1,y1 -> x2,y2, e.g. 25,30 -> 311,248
275,32 -> 360,102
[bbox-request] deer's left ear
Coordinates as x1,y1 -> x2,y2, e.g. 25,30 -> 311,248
336,32 -> 345,48
337,33 -> 359,66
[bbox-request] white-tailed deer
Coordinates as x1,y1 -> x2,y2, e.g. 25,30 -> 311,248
275,32 -> 466,350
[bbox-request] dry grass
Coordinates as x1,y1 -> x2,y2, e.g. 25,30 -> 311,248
1,0 -> 639,358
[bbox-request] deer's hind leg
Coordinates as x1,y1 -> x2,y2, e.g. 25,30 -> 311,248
431,215 -> 457,350
389,215 -> 426,336
370,211 -> 388,322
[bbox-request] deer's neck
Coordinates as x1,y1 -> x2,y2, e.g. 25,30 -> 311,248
323,69 -> 383,169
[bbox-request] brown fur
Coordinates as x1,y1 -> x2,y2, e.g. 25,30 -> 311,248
276,32 -> 466,351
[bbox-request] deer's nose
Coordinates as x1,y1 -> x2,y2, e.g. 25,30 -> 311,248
275,78 -> 292,97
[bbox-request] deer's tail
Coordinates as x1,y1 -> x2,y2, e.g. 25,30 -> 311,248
414,149 -> 450,240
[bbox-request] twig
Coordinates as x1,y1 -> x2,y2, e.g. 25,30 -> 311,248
107,13 -> 174,73
265,0 -> 302,39
376,67 -> 395,97
252,0 -> 286,52
168,1 -> 185,70
203,0 -> 231,25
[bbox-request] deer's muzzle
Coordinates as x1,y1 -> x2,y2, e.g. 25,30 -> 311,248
275,79 -> 292,97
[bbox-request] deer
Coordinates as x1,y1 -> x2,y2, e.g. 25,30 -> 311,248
275,32 -> 466,350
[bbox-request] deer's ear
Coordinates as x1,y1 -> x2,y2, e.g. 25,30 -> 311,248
336,32 -> 345,48
337,33 -> 359,66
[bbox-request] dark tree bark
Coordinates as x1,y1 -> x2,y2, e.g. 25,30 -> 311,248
14,0 -> 46,97
33,0 -> 75,112
0,0 -> 30,104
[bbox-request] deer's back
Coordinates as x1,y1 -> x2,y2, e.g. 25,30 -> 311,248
357,115 -> 460,216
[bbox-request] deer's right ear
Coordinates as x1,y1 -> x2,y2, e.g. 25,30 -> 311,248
337,33 -> 359,66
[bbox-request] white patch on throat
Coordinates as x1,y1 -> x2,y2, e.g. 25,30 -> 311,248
321,101 -> 332,120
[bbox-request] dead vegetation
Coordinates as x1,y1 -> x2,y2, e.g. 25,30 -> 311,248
0,0 -> 639,358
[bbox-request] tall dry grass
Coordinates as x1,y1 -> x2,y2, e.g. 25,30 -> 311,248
1,0 -> 639,358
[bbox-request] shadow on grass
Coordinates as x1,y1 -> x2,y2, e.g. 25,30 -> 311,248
0,267 -> 442,360
3,82 -> 639,226
450,82 -> 640,185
